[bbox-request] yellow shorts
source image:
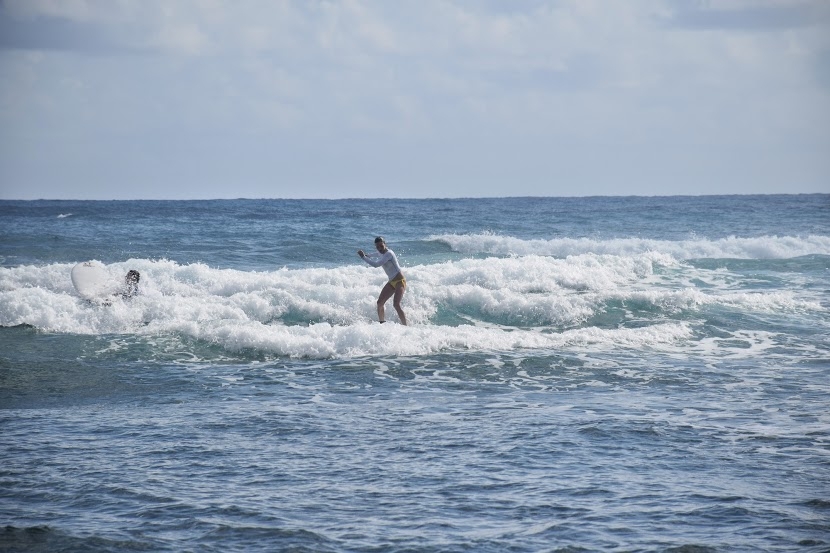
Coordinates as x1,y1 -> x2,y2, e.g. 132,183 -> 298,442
388,276 -> 406,289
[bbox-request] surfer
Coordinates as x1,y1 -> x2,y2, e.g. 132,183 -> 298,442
122,270 -> 140,299
358,236 -> 408,325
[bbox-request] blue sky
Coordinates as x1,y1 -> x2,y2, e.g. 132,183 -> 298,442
1,0 -> 828,200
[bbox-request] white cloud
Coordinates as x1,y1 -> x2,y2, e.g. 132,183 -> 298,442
0,0 -> 828,199
150,22 -> 210,56
3,0 -> 103,22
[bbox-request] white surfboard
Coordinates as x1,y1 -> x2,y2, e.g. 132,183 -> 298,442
71,261 -> 118,301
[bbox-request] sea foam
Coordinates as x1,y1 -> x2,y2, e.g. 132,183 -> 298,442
0,253 -> 823,359
430,233 -> 830,259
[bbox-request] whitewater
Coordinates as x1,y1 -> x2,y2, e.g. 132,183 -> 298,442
1,195 -> 829,552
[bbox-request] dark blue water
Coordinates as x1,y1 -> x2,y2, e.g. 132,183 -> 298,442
1,195 -> 829,552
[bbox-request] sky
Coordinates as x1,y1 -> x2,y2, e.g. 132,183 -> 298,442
0,0 -> 828,200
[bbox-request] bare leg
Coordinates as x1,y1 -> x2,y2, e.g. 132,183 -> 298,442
393,283 -> 407,325
376,283 -> 395,323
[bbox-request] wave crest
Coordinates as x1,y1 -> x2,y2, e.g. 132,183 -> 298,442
429,233 -> 830,260
0,255 -> 823,359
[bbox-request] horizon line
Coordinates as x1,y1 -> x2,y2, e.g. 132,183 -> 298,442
2,192 -> 827,202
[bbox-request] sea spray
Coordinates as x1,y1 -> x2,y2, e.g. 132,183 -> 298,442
1,249 -> 823,358
430,232 -> 830,259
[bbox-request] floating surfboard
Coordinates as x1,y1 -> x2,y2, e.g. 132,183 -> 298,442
71,261 -> 118,301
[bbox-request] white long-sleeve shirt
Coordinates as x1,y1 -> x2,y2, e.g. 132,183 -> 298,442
362,249 -> 402,279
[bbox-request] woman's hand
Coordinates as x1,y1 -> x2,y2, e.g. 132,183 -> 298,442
357,250 -> 365,258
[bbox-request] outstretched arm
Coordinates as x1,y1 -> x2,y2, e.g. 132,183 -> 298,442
360,250 -> 391,268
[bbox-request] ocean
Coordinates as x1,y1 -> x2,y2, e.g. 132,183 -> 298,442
1,195 -> 828,552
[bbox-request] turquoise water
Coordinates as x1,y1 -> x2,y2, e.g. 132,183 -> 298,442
1,195 -> 829,552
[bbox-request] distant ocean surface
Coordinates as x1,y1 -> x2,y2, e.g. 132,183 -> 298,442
1,195 -> 829,552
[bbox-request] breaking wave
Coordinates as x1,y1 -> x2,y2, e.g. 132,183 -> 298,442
429,233 -> 830,260
1,249 -> 824,359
